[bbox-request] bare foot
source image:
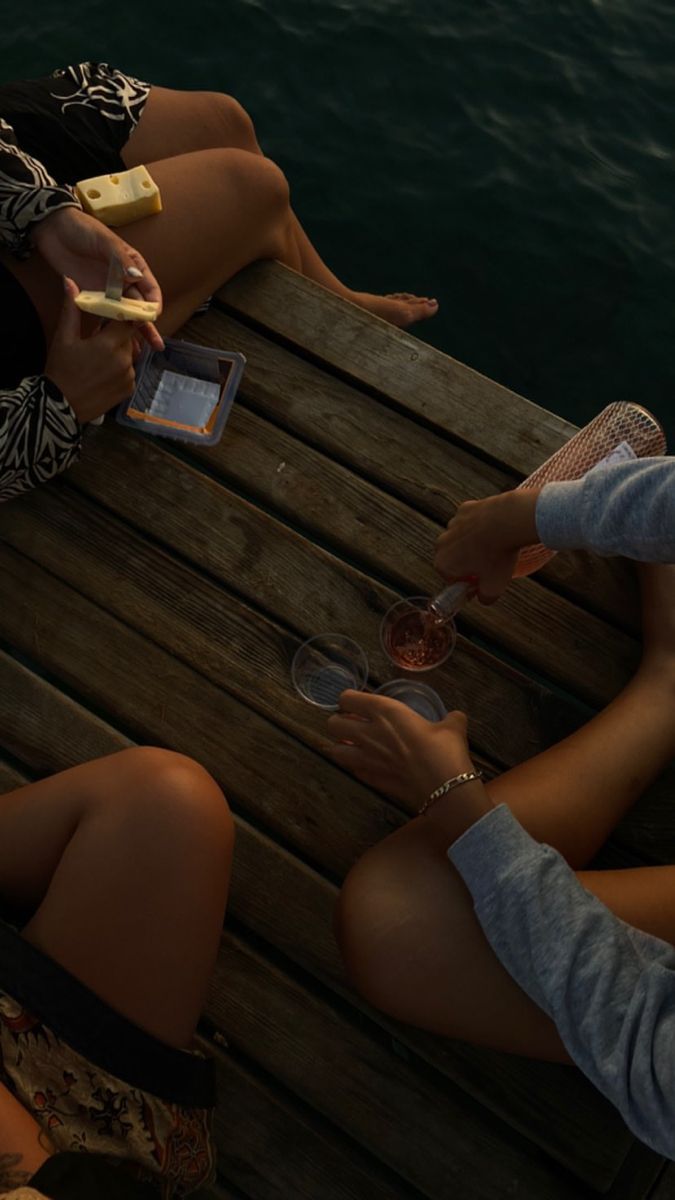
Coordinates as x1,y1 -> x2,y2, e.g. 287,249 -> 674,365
638,563 -> 675,672
349,291 -> 439,329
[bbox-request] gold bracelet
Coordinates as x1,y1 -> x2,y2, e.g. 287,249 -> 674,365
418,769 -> 484,816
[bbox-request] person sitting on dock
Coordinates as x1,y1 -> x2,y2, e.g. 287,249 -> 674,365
330,456 -> 675,1159
0,60 -> 438,502
0,747 -> 233,1198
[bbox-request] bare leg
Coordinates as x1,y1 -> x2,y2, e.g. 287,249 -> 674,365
0,748 -> 233,1049
121,86 -> 439,328
3,145 -> 304,347
336,564 -> 675,1061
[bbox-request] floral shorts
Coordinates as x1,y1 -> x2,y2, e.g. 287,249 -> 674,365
0,920 -> 216,1197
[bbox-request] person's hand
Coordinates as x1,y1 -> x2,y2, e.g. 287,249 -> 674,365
32,205 -> 164,352
44,277 -> 137,424
326,690 -> 475,806
434,490 -> 541,604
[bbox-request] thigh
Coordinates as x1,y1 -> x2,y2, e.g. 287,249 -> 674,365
121,84 -> 260,165
337,814 -> 675,1061
0,750 -> 233,1048
336,816 -> 571,1061
10,145 -> 288,348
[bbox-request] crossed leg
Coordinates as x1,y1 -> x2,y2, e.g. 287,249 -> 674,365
0,746 -> 232,1181
0,747 -> 233,1048
120,84 -> 439,328
335,563 -> 675,1062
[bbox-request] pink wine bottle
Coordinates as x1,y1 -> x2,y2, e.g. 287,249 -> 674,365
430,401 -> 666,619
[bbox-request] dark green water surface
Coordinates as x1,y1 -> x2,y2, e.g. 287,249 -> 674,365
2,0 -> 674,441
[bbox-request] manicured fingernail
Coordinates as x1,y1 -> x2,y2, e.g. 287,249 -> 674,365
127,266 -> 143,278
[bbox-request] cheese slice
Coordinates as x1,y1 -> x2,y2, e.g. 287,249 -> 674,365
75,165 -> 162,227
74,291 -> 160,322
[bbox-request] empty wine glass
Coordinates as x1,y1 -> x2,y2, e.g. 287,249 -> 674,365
291,634 -> 369,710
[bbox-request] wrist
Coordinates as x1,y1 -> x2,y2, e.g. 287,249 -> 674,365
423,777 -> 495,843
499,487 -> 541,548
32,203 -> 81,247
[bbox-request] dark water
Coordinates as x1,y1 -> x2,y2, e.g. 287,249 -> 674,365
3,0 -> 675,442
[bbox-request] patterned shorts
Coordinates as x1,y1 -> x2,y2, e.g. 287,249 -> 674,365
0,920 -> 216,1197
0,61 -> 151,185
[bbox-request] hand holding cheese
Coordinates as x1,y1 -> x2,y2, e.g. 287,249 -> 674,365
44,277 -> 138,425
74,291 -> 160,322
33,206 -> 164,351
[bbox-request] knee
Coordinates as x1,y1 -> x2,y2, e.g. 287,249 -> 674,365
207,146 -> 290,220
335,851 -> 416,1019
250,154 -> 290,215
105,747 -> 234,855
207,92 -> 260,153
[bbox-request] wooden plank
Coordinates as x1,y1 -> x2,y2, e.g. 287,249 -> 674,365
216,262 -> 578,477
177,399 -> 640,708
182,307 -> 640,634
33,438 -> 590,769
3,477 -> 670,860
0,760 -> 25,792
0,570 -> 394,881
204,1043 -> 423,1200
0,641 -> 640,1188
208,933 -> 608,1200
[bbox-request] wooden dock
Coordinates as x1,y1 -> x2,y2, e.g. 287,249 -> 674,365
1,261 -> 674,1199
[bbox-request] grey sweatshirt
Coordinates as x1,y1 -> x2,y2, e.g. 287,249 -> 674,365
448,456 -> 675,1157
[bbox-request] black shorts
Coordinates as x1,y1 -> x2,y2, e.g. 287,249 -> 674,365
0,62 -> 152,388
0,61 -> 151,185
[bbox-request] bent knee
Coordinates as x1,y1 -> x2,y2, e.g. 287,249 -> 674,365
336,852 -> 420,1018
105,747 -> 233,847
204,91 -> 260,152
205,147 -> 289,214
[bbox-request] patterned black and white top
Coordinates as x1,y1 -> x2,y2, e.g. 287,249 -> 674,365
0,63 -> 151,502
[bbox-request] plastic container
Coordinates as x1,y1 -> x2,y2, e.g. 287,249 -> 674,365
291,634 -> 368,710
117,337 -> 246,445
375,679 -> 446,721
380,596 -> 457,672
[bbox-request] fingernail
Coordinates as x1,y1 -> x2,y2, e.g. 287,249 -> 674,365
126,266 -> 144,278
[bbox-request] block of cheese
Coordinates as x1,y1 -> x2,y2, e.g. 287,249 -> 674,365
74,291 -> 160,322
75,165 -> 162,227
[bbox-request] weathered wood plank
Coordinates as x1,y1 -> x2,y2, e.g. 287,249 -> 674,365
178,400 -> 640,708
0,640 -> 640,1188
204,1043 -> 422,1200
208,933 -> 610,1200
0,760 -> 25,792
38,438 -> 589,768
216,262 -> 578,477
0,563 -> 395,879
3,475 -> 669,858
182,307 -> 640,634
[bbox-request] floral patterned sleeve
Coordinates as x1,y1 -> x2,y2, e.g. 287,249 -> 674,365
0,117 -> 81,257
0,376 -> 81,501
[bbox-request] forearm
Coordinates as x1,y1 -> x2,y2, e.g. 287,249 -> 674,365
447,804 -> 675,1156
535,458 -> 675,560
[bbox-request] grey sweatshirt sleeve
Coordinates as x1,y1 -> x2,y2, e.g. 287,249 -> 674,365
535,458 -> 675,561
448,804 -> 675,1157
